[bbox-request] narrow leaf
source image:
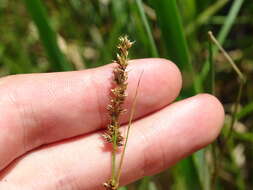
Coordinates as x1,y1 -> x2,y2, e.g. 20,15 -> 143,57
23,0 -> 73,71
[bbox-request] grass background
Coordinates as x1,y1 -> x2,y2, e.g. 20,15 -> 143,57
0,0 -> 253,189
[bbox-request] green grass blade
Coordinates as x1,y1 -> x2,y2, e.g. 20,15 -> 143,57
99,0 -> 128,66
217,0 -> 245,45
23,0 -> 73,71
195,0 -> 213,11
178,0 -> 197,24
151,0 -> 192,72
186,0 -> 228,35
153,0 -> 206,177
237,102 -> 253,119
234,131 -> 253,143
191,38 -> 215,190
136,0 -> 158,57
119,186 -> 128,190
200,0 -> 244,80
193,150 -> 211,190
151,0 -> 202,93
148,181 -> 158,190
171,157 -> 201,190
138,176 -> 151,190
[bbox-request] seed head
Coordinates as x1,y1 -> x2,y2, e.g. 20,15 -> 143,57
103,36 -> 133,147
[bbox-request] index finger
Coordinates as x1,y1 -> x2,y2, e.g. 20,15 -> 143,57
0,58 -> 182,170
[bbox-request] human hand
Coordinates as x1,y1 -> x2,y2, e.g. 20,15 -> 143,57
0,58 -> 224,190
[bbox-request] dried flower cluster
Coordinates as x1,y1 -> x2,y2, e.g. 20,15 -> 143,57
103,36 -> 134,147
103,36 -> 134,190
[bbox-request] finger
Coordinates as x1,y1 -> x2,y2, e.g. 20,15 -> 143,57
0,94 -> 224,190
0,58 -> 182,170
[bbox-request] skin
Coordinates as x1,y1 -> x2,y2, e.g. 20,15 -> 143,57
0,58 -> 224,190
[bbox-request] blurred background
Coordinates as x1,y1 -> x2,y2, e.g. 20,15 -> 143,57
0,0 -> 252,189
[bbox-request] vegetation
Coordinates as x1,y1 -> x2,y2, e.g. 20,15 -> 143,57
0,0 -> 253,189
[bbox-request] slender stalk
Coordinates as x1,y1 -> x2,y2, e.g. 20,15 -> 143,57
227,82 -> 244,139
206,34 -> 215,94
207,34 -> 218,189
208,31 -> 245,83
209,34 -> 215,95
208,31 -> 246,142
211,142 -> 218,189
116,71 -> 143,183
111,128 -> 118,185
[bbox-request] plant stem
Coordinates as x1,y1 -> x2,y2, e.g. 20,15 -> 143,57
208,31 -> 246,140
227,82 -> 244,139
103,36 -> 133,190
112,126 -> 118,186
116,71 -> 143,183
208,35 -> 215,95
208,31 -> 245,83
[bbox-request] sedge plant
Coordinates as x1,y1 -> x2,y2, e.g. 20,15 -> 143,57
103,36 -> 142,190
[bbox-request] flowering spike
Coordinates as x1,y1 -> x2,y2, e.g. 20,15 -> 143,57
103,36 -> 133,190
103,36 -> 133,148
